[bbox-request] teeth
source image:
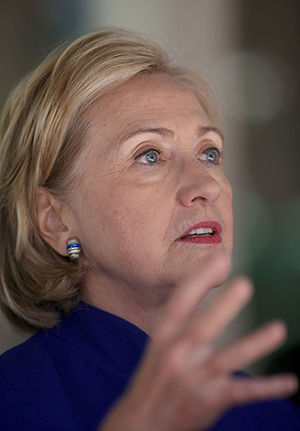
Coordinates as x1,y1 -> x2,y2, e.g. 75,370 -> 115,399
188,227 -> 213,235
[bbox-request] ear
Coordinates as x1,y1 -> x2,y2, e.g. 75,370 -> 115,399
37,187 -> 73,256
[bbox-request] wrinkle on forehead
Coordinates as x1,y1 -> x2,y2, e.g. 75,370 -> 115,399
88,72 -> 203,123
85,73 -> 222,157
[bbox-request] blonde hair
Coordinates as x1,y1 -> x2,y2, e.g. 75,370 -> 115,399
0,28 -> 219,331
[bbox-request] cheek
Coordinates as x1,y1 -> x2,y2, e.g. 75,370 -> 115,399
95,187 -> 171,277
108,188 -> 166,243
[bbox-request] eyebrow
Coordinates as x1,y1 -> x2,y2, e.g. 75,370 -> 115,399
119,125 -> 224,145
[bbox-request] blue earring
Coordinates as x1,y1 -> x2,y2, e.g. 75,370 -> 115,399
66,238 -> 82,260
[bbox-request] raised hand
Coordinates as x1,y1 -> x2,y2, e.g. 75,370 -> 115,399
100,256 -> 298,431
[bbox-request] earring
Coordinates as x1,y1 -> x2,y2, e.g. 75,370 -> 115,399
66,238 -> 82,260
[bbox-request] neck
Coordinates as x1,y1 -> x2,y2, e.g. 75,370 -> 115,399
81,270 -> 169,336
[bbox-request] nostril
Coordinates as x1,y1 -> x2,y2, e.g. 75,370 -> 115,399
191,195 -> 207,203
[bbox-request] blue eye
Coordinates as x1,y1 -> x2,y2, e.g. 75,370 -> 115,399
203,148 -> 220,164
136,149 -> 160,165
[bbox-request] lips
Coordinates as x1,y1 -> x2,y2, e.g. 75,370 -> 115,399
178,221 -> 222,244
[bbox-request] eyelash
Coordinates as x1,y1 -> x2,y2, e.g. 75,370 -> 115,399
134,146 -> 222,166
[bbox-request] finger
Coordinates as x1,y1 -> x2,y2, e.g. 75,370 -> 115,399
184,277 -> 253,347
156,255 -> 230,341
208,320 -> 287,373
223,374 -> 298,408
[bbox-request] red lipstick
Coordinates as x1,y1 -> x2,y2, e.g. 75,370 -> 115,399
178,221 -> 222,244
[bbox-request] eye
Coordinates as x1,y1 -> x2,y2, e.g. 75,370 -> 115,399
200,147 -> 221,164
135,149 -> 160,165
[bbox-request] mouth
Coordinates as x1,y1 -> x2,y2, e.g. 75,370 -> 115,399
177,221 -> 222,244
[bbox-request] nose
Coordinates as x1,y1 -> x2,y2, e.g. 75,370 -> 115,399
176,166 -> 221,207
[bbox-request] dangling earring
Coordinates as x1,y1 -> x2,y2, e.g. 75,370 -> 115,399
66,238 -> 82,260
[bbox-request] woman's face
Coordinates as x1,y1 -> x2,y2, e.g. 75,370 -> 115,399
68,73 -> 233,302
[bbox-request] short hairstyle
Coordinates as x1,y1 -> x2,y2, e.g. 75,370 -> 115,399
0,28 -> 219,331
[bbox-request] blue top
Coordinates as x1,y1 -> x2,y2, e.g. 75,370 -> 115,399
0,301 -> 299,431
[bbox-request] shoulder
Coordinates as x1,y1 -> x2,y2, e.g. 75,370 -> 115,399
0,331 -> 51,382
0,331 -> 58,406
0,331 -> 81,431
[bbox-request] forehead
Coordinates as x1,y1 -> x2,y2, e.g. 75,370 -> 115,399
88,73 -> 212,139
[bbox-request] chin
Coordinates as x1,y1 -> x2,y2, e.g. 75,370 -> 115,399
168,247 -> 230,285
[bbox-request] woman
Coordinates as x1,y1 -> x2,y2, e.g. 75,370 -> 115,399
0,28 -> 299,431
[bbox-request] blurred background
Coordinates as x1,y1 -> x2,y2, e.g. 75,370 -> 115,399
1,0 -> 299,399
